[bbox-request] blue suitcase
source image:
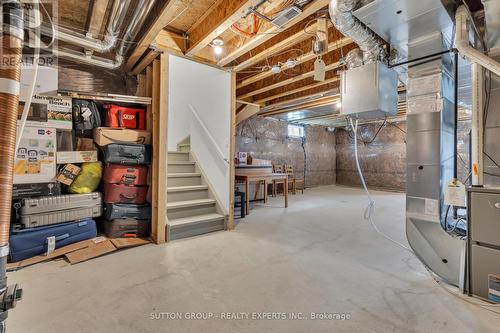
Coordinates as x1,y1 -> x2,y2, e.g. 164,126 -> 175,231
10,219 -> 97,262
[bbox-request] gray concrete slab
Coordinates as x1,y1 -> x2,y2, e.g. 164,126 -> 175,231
7,186 -> 500,333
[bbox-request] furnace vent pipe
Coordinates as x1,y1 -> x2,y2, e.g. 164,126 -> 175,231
41,0 -> 132,54
455,5 -> 500,77
54,0 -> 156,69
329,0 -> 384,64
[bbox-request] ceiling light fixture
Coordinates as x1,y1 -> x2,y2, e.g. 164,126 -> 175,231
285,58 -> 297,69
211,38 -> 224,55
270,65 -> 281,74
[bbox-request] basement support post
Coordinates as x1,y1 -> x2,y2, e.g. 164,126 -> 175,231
228,72 -> 236,230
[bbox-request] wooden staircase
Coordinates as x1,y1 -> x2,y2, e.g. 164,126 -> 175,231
166,143 -> 226,241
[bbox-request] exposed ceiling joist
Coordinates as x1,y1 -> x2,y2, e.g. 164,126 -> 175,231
233,22 -> 321,72
87,0 -> 110,38
236,104 -> 261,124
218,0 -> 330,67
253,76 -> 339,104
238,61 -> 341,99
154,29 -> 186,52
236,37 -> 351,89
131,49 -> 161,75
185,0 -> 263,57
124,0 -> 179,72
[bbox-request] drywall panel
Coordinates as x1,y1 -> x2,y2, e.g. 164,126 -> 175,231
168,55 -> 231,211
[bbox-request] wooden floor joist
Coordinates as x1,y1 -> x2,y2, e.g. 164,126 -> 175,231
236,37 -> 351,89
185,0 -> 262,57
131,50 -> 161,76
232,22 -> 320,72
238,61 -> 341,100
124,0 -> 180,72
218,0 -> 330,67
253,77 -> 340,104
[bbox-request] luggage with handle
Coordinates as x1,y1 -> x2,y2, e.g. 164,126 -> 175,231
102,183 -> 148,204
103,165 -> 148,186
102,144 -> 151,165
19,192 -> 102,229
103,219 -> 150,238
10,219 -> 97,262
103,203 -> 151,220
104,104 -> 146,130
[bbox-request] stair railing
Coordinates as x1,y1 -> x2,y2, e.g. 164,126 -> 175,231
188,104 -> 229,164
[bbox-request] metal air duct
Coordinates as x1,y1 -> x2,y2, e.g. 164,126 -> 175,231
42,0 -> 131,54
0,0 -> 25,329
54,0 -> 156,69
328,0 -> 385,64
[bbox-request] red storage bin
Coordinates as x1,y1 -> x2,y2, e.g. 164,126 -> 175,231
103,165 -> 148,186
105,104 -> 146,130
103,183 -> 148,204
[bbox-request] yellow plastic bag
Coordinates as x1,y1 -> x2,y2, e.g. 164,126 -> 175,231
68,162 -> 102,194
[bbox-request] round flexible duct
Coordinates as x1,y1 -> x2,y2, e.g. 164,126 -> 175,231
54,0 -> 156,69
0,0 -> 23,249
329,0 -> 384,64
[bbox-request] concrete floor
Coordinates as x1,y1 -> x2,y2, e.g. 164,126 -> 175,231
7,185 -> 500,333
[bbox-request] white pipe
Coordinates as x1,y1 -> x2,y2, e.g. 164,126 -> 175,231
455,6 -> 500,77
16,1 -> 41,151
471,62 -> 484,186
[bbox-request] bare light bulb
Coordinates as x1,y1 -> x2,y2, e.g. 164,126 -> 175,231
335,102 -> 342,109
214,46 -> 223,55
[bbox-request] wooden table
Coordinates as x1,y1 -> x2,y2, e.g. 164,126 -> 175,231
235,173 -> 288,215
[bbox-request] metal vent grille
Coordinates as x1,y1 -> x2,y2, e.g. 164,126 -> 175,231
271,6 -> 302,28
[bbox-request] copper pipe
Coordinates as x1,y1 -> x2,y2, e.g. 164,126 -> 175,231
0,35 -> 22,247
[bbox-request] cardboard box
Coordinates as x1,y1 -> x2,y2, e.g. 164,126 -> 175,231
14,127 -> 57,184
57,151 -> 98,164
76,137 -> 96,151
56,164 -> 81,185
93,127 -> 151,146
19,94 -> 72,130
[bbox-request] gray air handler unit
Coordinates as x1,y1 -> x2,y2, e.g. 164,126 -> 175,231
340,61 -> 399,119
405,33 -> 465,287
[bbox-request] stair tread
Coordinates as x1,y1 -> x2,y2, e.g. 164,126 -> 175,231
168,213 -> 224,227
178,143 -> 190,147
168,172 -> 201,178
167,198 -> 216,209
168,151 -> 189,154
168,161 -> 195,165
167,185 -> 208,192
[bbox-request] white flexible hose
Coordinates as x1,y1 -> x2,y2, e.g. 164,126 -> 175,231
349,117 -> 500,311
349,118 -> 412,252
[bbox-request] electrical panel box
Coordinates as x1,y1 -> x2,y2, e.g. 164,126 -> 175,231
340,61 -> 398,119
